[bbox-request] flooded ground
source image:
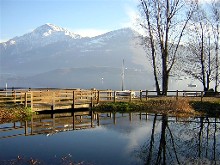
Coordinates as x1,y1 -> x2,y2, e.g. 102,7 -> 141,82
0,111 -> 220,165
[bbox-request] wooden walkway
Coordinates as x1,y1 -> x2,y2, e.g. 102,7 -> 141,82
0,89 -> 219,112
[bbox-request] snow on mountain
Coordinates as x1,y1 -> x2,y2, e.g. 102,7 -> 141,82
88,28 -> 138,44
32,23 -> 81,39
0,24 -> 151,88
83,28 -> 140,51
0,23 -> 82,55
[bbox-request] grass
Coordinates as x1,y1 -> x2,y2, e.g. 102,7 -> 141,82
0,97 -> 219,123
190,101 -> 220,117
0,103 -> 33,124
94,97 -> 220,118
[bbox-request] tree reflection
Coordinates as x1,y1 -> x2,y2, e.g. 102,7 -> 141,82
138,115 -> 220,164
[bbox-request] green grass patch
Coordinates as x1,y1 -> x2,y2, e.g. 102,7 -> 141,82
94,102 -> 137,113
94,99 -> 198,117
94,99 -> 220,117
0,106 -> 34,123
190,101 -> 220,117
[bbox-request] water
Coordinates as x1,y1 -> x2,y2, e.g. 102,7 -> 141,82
0,111 -> 220,165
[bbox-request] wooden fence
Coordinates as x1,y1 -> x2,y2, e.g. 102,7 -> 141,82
0,89 -> 219,111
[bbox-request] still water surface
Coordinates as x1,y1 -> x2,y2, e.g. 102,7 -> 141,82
0,111 -> 220,165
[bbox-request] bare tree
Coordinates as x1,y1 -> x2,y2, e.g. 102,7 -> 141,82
211,0 -> 220,92
182,3 -> 218,92
139,0 -> 196,95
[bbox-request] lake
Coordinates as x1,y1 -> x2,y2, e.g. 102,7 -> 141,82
0,111 -> 220,165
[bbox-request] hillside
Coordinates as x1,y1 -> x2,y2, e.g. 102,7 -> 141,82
0,24 -> 151,89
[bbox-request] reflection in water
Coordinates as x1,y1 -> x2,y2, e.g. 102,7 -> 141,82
1,111 -> 96,138
0,111 -> 148,139
0,111 -> 220,165
138,114 -> 220,165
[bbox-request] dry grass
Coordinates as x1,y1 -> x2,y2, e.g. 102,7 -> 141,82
0,104 -> 32,123
141,98 -> 199,117
95,98 -> 201,118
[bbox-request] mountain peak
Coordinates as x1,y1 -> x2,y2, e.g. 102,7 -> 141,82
35,23 -> 66,33
32,23 -> 81,39
0,23 -> 82,54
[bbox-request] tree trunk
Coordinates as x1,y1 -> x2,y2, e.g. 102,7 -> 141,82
200,25 -> 208,91
162,50 -> 169,96
146,114 -> 158,164
162,72 -> 169,96
140,0 -> 161,95
156,115 -> 168,164
215,24 -> 219,92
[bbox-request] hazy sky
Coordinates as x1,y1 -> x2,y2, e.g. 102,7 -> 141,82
0,0 -> 139,42
0,0 -> 214,42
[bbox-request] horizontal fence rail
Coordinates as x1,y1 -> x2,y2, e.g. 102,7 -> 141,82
0,89 -> 219,111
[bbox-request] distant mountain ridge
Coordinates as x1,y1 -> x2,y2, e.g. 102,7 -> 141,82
0,24 -> 138,54
0,24 -> 151,89
1,23 -> 82,54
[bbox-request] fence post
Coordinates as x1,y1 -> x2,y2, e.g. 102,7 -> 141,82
176,90 -> 179,101
106,91 -> 109,101
110,90 -> 112,100
146,90 -> 148,101
91,111 -> 93,127
13,91 -> 16,103
72,112 -> 75,130
97,113 -> 100,126
91,92 -> 93,108
140,90 -> 142,101
114,91 -> 116,103
20,92 -> 22,104
129,91 -> 132,102
25,121 -> 28,136
51,92 -> 55,110
201,91 -> 203,102
113,112 -> 116,125
30,92 -> 33,110
129,112 -> 132,121
24,93 -> 27,107
72,90 -> 75,109
97,91 -> 100,104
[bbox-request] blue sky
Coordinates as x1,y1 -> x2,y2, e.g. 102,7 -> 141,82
0,0 -> 139,42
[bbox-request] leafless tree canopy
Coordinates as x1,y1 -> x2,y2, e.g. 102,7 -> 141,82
180,1 -> 220,92
139,0 -> 196,95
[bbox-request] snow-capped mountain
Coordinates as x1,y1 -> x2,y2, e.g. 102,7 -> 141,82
1,23 -> 82,55
0,24 -> 151,89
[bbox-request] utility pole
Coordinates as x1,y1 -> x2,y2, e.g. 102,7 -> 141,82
121,59 -> 125,91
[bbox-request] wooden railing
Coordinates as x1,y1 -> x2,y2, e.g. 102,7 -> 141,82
0,89 -> 219,111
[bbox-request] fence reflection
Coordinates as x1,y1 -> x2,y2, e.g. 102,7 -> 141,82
0,111 -> 150,139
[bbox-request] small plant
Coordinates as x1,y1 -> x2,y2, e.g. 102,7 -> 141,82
94,102 -> 137,113
0,106 -> 33,124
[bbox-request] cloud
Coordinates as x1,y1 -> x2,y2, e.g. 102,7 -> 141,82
0,38 -> 9,43
123,4 -> 146,35
123,5 -> 139,27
